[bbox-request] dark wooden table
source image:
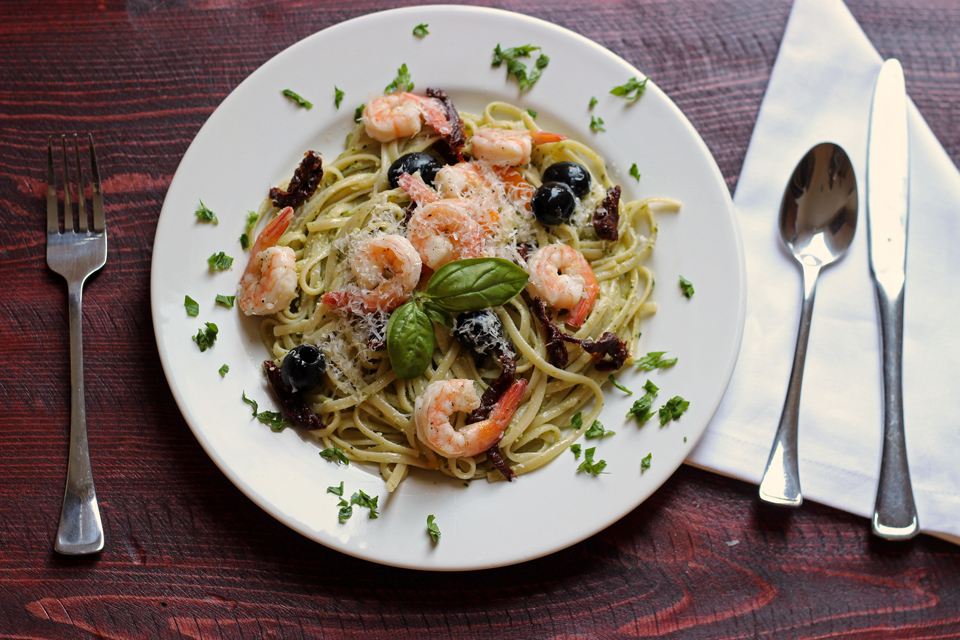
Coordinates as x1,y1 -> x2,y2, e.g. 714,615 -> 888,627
3,1 -> 959,637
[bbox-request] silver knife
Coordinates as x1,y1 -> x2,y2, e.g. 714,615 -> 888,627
866,58 -> 919,540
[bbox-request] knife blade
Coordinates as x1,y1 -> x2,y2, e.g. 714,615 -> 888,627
866,58 -> 919,540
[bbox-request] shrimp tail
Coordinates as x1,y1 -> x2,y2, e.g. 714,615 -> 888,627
250,206 -> 293,257
529,131 -> 569,145
398,173 -> 440,206
566,285 -> 598,328
487,379 -> 528,427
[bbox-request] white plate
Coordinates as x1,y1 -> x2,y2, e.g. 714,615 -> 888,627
151,5 -> 745,571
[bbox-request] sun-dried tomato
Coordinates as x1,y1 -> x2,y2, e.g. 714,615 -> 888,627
465,345 -> 519,482
426,88 -> 465,163
532,297 -> 629,371
270,150 -> 323,209
593,185 -> 621,241
263,360 -> 325,430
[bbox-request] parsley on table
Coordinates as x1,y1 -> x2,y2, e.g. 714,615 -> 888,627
413,23 -> 429,38
590,115 -> 605,132
589,96 -> 598,108
192,322 -> 218,352
218,364 -> 229,377
350,490 -> 379,518
491,44 -> 549,90
384,63 -> 413,94
570,444 -> 582,459
629,163 -> 641,181
626,379 -> 659,425
585,420 -> 614,439
427,514 -> 441,542
215,294 -> 235,308
281,89 -> 313,109
636,351 -> 677,371
608,374 -> 632,394
320,445 -> 350,465
327,481 -> 344,496
641,452 -> 652,471
239,233 -> 250,249
610,77 -> 649,100
354,104 -> 365,123
659,396 -> 690,426
679,276 -> 695,298
195,200 -> 218,224
334,86 -> 344,109
246,211 -> 258,229
207,252 -> 234,271
577,447 -> 608,475
184,295 -> 199,317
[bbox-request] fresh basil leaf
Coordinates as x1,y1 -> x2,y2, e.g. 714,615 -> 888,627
386,300 -> 435,379
422,301 -> 453,329
424,258 -> 529,313
184,295 -> 199,317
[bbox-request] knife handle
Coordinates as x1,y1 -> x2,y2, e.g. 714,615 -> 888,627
872,282 -> 919,539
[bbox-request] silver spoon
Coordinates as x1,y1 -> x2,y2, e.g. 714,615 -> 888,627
759,142 -> 858,507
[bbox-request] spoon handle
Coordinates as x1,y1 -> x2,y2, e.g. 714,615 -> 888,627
759,262 -> 821,506
871,283 -> 919,539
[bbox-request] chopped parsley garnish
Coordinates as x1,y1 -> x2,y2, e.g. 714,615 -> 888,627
571,412 -> 583,430
354,104 -> 365,123
659,396 -> 690,426
570,444 -> 582,459
195,200 -> 218,224
207,252 -> 234,271
281,89 -> 313,109
585,420 -> 614,439
427,514 -> 441,542
384,63 -> 413,94
218,364 -> 229,377
320,445 -> 349,465
239,233 -> 250,249
636,351 -> 677,371
491,44 -> 549,90
246,211 -> 258,229
337,500 -> 353,522
626,379 -> 659,425
608,374 -> 632,394
577,447 -> 608,475
527,108 -> 538,118
610,77 -> 649,100
240,392 -> 288,431
629,163 -> 641,181
192,322 -> 218,352
413,23 -> 429,38
327,481 -> 344,496
679,276 -> 695,298
684,436 -> 688,443
334,86 -> 344,109
215,294 -> 235,308
589,115 -> 605,132
641,452 -> 652,471
184,295 -> 199,317
350,490 -> 380,519
589,96 -> 598,108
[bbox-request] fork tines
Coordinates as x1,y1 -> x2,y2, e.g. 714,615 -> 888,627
46,134 -> 104,234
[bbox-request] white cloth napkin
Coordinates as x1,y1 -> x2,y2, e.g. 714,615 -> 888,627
687,0 -> 960,543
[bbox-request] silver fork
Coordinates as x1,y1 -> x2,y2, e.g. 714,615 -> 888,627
46,134 -> 107,555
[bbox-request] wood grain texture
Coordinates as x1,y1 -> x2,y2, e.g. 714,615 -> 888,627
1,0 -> 960,637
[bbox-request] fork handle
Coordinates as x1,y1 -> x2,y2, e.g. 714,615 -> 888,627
54,279 -> 105,555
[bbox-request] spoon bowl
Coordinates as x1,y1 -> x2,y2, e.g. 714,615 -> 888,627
759,142 -> 858,506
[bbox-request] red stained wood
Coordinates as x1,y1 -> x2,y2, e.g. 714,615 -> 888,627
2,1 -> 960,637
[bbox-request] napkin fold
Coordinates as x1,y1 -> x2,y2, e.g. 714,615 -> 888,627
687,0 -> 960,543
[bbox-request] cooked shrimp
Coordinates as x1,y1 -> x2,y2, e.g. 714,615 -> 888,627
406,202 -> 484,270
362,92 -> 452,143
322,235 -> 422,313
470,129 -> 568,166
415,378 -> 528,458
526,243 -> 599,328
239,207 -> 298,316
404,165 -> 504,237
